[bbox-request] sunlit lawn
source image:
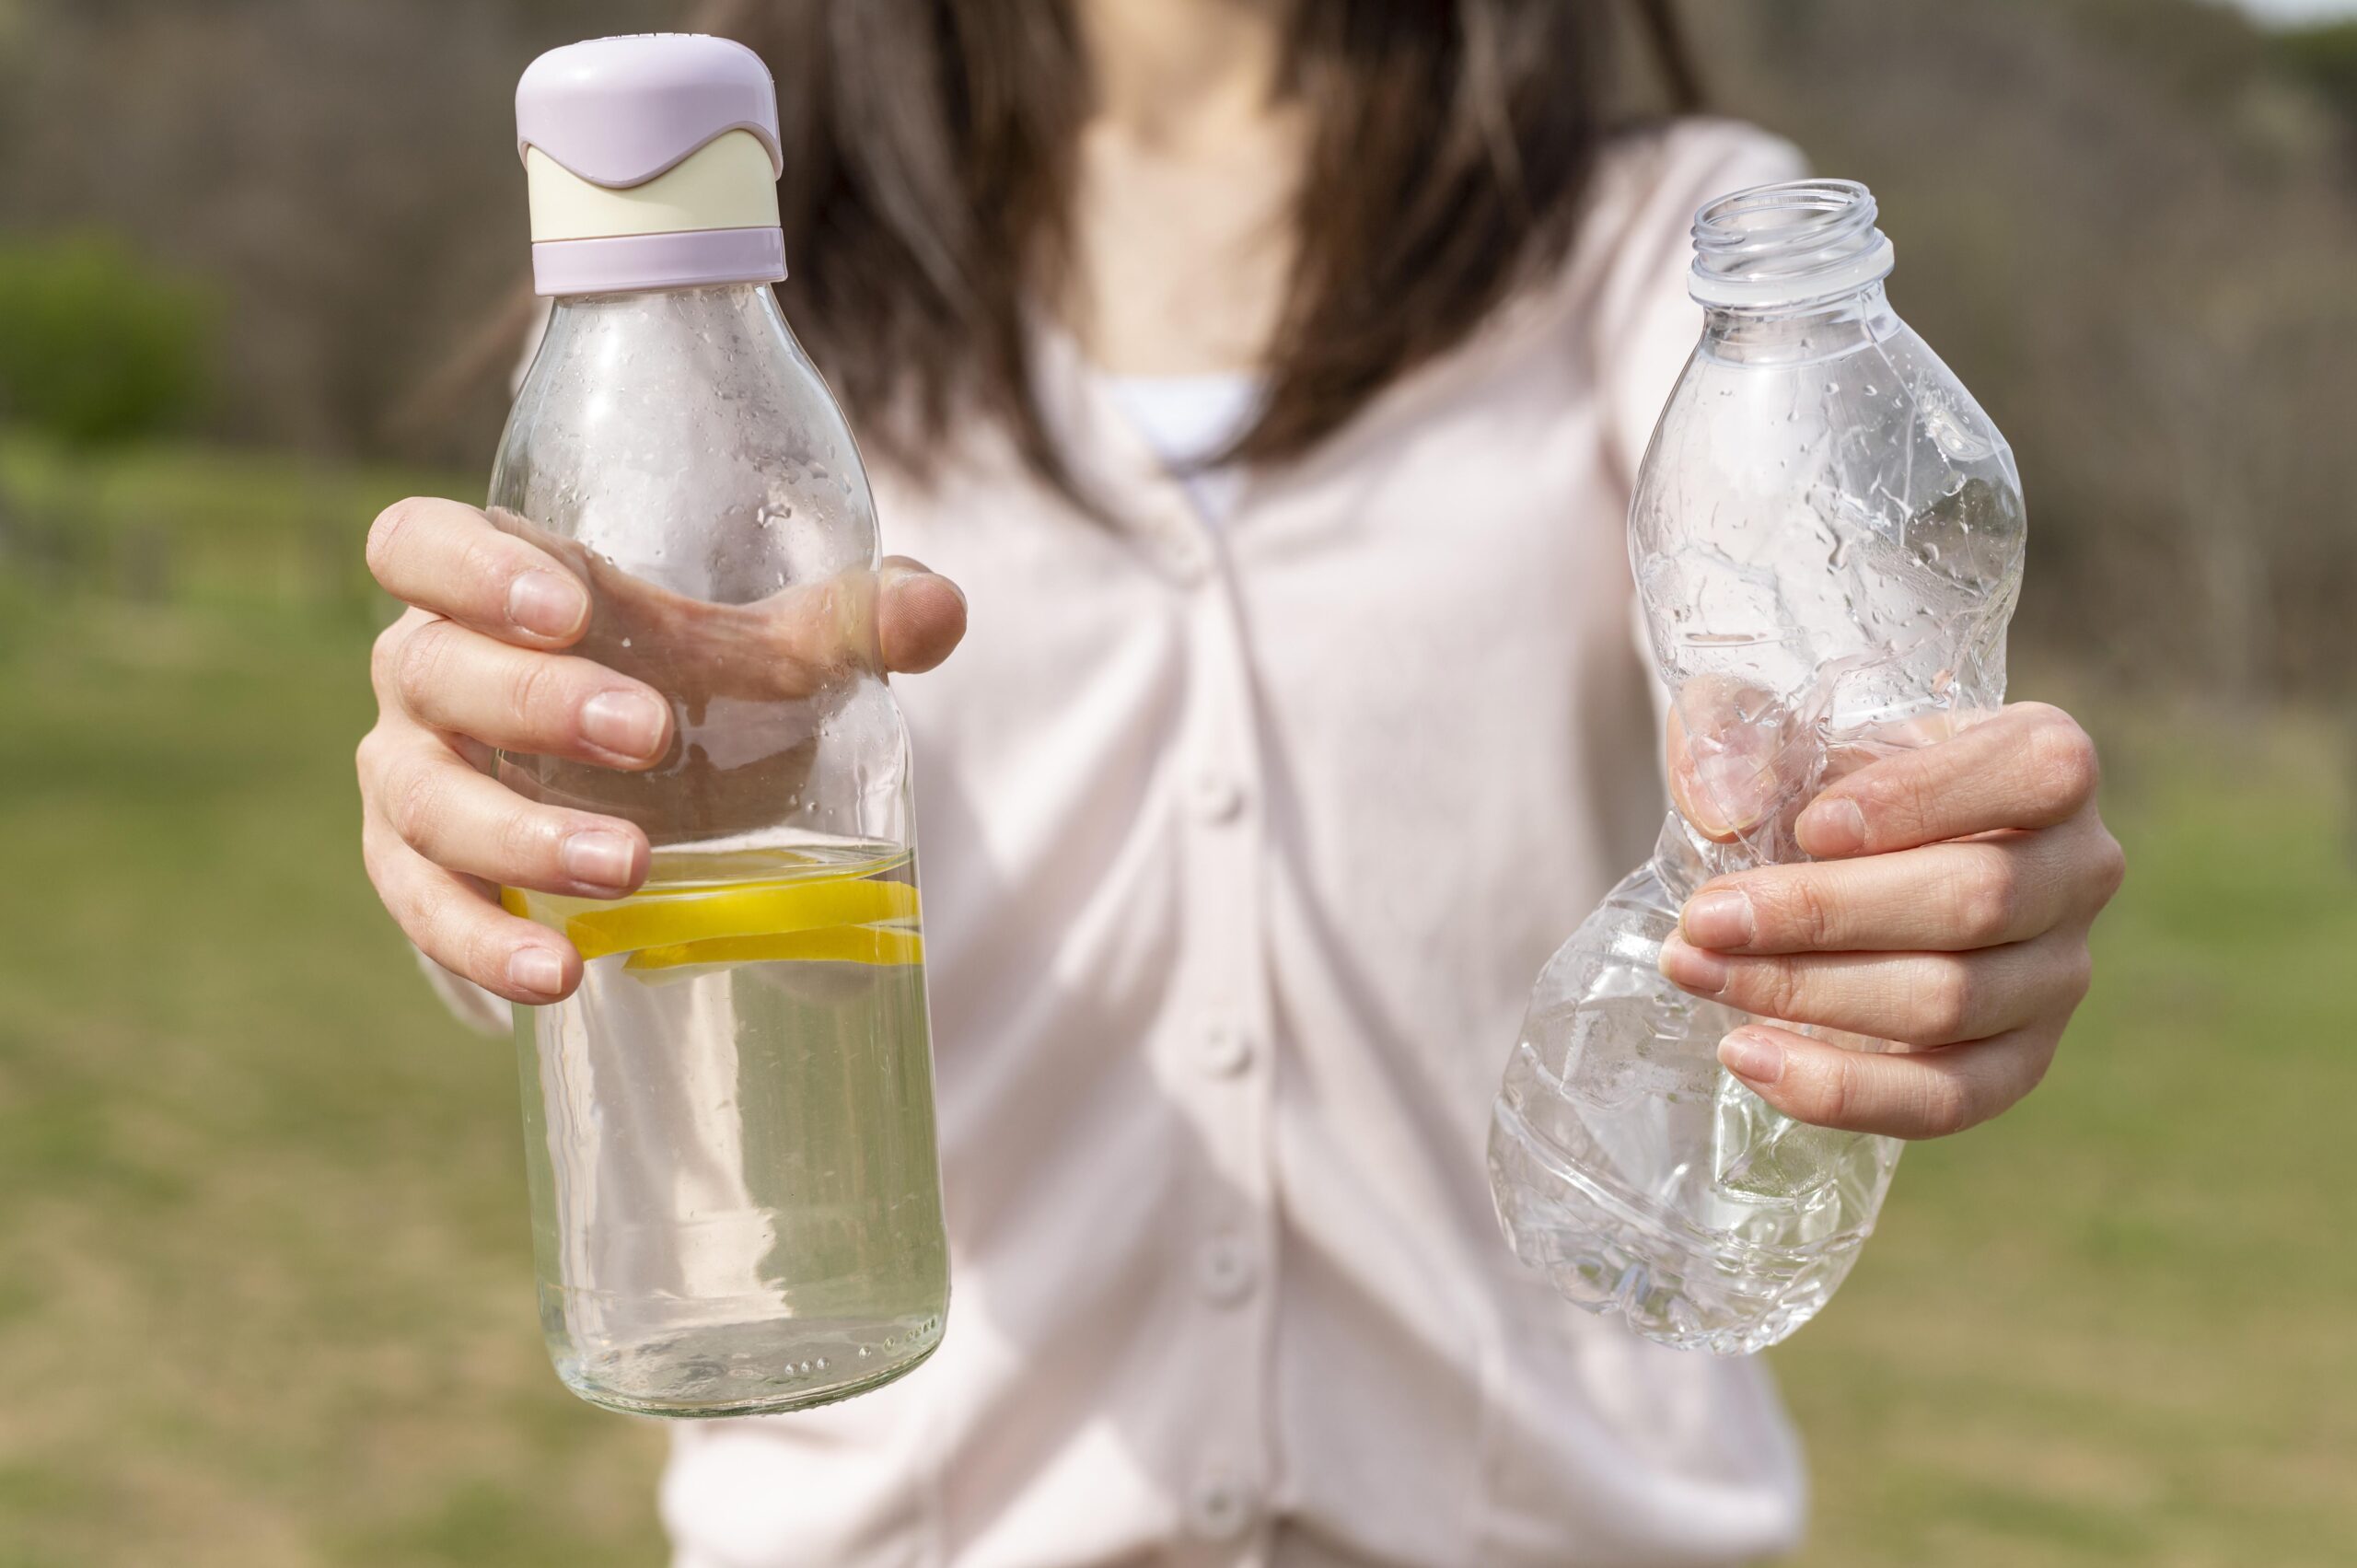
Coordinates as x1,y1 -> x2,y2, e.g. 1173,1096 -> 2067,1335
0,443 -> 2349,1565
0,443 -> 668,1567
1774,704 -> 2357,1567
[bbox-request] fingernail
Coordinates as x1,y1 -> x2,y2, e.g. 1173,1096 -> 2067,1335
580,690 -> 669,761
507,946 -> 564,997
1719,1028 -> 1785,1085
883,565 -> 968,620
1681,889 -> 1755,949
506,570 -> 586,639
1689,737 -> 1781,837
1797,796 -> 1867,856
561,830 -> 636,890
1658,934 -> 1730,995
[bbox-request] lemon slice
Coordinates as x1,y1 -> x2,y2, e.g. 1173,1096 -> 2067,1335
504,874 -> 918,961
621,922 -> 924,982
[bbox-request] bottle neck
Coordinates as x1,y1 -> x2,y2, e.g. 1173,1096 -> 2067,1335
1699,283 -> 1901,368
1687,178 -> 1895,329
537,282 -> 795,376
547,279 -> 784,325
497,273 -> 874,606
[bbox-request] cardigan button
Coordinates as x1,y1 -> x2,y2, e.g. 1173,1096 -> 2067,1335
1197,1235 -> 1259,1307
1190,770 -> 1245,824
1186,1468 -> 1258,1541
1166,532 -> 1211,585
1197,1016 -> 1252,1077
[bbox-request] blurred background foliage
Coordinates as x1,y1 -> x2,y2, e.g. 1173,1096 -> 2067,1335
0,233 -> 214,447
1,0 -> 2351,699
0,0 -> 2351,1564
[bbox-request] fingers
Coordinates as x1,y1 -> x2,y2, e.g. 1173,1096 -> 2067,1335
371,493 -> 966,703
361,816 -> 582,1004
572,558 -> 968,703
1715,1019 -> 2062,1139
1667,702 -> 2119,1138
372,612 -> 673,769
1675,819 -> 2116,955
877,556 -> 967,674
358,726 -> 649,897
1661,926 -> 2090,1048
1795,702 -> 2101,858
1665,674 -> 1794,842
700,556 -> 965,688
367,496 -> 590,648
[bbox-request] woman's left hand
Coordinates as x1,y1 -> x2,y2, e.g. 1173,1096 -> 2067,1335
1657,702 -> 2126,1139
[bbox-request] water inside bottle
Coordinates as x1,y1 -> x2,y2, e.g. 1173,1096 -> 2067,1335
505,837 -> 948,1416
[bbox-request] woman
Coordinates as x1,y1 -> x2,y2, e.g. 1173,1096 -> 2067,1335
356,1 -> 2124,1562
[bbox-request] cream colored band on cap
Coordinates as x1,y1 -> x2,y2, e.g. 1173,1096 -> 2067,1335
525,130 -> 781,243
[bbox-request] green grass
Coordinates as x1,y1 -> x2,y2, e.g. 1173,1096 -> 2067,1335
0,436 -> 445,618
1774,707 -> 2357,1567
0,445 -> 667,1566
1,442 -> 2351,1564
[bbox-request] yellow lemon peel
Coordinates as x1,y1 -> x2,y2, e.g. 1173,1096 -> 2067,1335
622,923 -> 923,979
501,863 -> 922,966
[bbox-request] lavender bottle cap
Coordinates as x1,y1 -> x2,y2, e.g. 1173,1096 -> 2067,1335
516,34 -> 787,296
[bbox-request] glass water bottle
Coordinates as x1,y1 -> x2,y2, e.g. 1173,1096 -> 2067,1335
491,33 -> 947,1417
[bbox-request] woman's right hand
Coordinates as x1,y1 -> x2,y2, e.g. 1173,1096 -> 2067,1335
357,497 -> 968,1005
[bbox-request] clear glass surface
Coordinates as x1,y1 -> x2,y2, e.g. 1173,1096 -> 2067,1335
487,285 -> 948,1414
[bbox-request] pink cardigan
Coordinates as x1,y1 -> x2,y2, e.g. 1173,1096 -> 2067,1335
462,118 -> 1815,1568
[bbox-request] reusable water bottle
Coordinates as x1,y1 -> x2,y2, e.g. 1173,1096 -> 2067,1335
1488,180 -> 2025,1353
490,34 -> 947,1416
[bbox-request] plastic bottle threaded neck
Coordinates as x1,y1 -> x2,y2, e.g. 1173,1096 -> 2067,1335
1689,179 -> 1895,311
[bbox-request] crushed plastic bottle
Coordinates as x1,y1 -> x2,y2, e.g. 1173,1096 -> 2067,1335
1488,180 -> 2026,1353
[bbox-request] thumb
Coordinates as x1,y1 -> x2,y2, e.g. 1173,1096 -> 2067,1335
1666,675 -> 1802,842
877,557 -> 968,675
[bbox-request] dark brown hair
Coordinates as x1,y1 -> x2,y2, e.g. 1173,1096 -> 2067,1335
702,0 -> 1701,493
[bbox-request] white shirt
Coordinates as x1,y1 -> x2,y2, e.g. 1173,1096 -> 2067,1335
463,119 -> 1815,1568
1100,371 -> 1263,527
